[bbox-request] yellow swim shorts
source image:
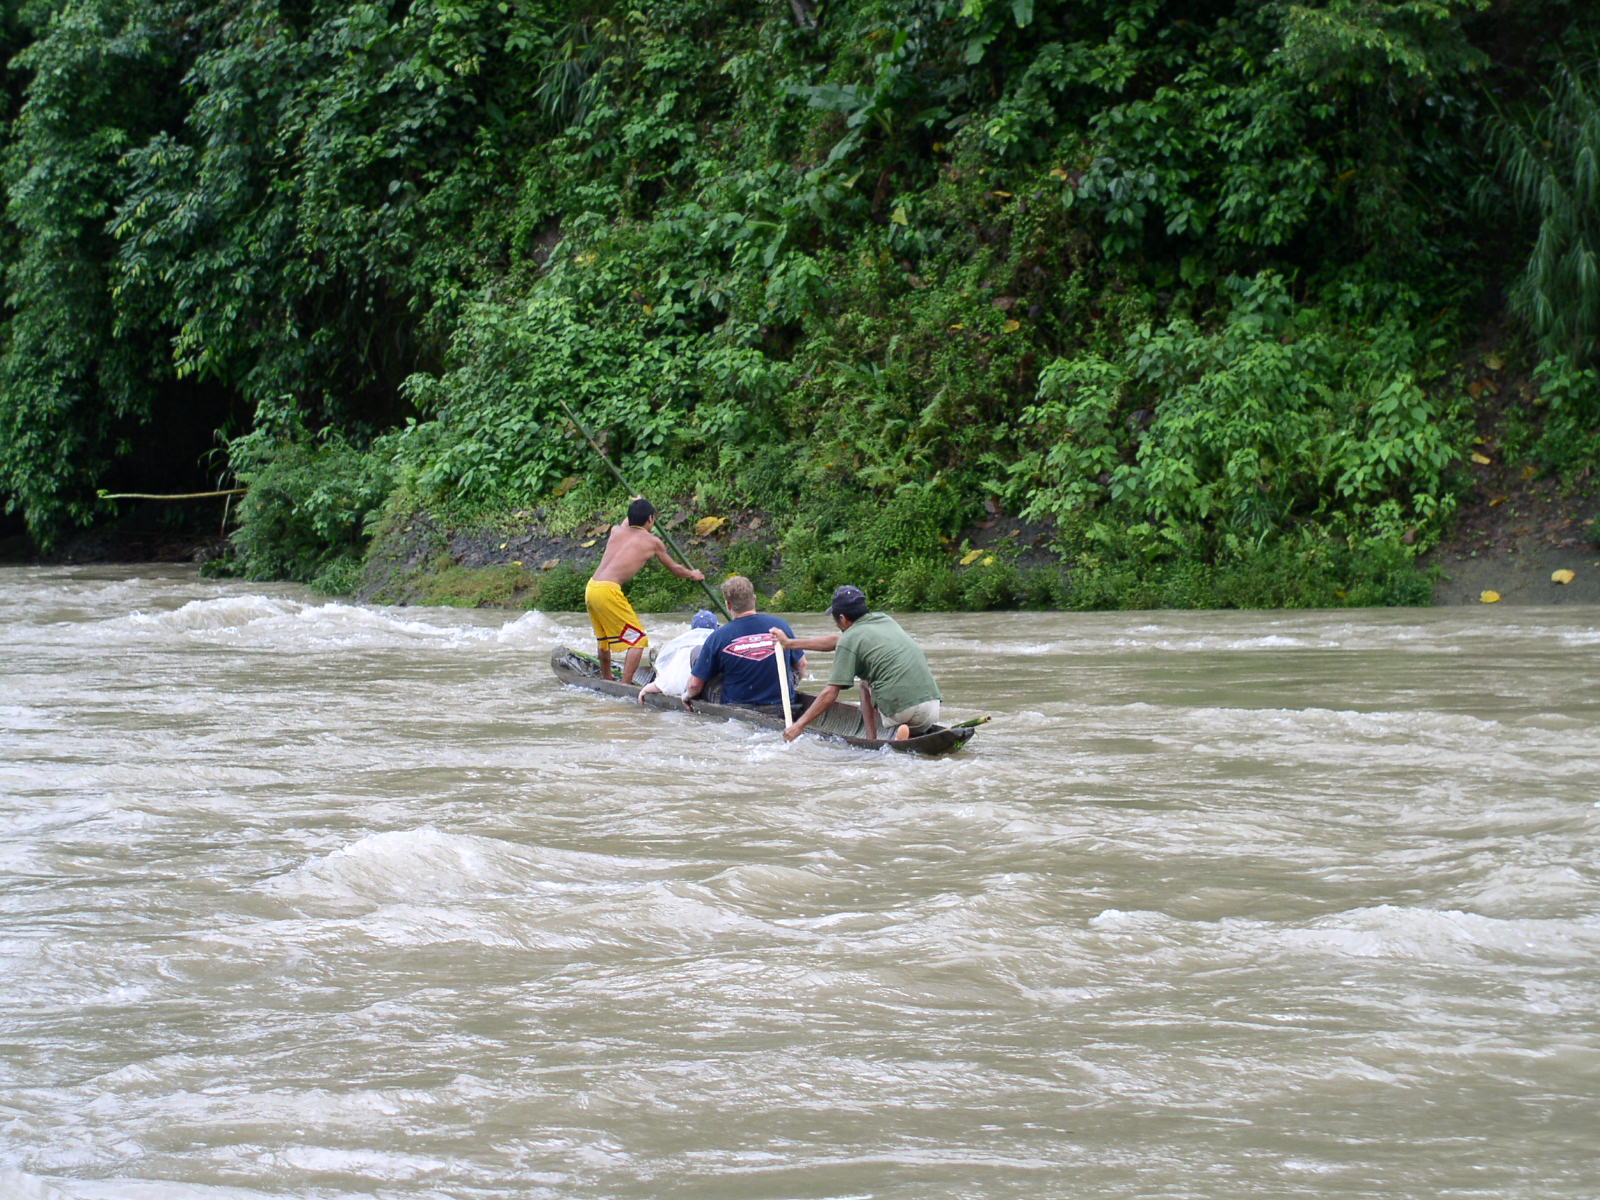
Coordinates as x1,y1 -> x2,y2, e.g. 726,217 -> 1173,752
585,579 -> 649,651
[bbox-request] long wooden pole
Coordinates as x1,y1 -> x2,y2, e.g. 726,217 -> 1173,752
98,488 -> 247,500
555,398 -> 732,622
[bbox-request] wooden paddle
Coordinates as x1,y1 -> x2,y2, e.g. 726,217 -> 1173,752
774,636 -> 794,728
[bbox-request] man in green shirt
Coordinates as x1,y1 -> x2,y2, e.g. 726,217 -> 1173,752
769,585 -> 942,743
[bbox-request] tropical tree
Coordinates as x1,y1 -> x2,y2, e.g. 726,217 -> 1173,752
1499,53 -> 1600,366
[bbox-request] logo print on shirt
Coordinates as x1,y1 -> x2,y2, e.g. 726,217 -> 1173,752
723,633 -> 776,661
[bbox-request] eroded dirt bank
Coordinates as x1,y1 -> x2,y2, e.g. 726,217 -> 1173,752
1421,461 -> 1600,606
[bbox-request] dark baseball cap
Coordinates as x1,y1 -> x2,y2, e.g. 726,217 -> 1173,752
826,584 -> 869,619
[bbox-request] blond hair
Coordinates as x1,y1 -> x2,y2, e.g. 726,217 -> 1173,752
722,574 -> 757,613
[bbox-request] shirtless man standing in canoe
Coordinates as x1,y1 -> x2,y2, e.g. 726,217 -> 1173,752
586,498 -> 705,684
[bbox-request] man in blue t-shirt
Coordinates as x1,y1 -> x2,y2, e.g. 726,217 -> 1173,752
684,575 -> 805,707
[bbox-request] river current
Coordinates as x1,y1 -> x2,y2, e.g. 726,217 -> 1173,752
2,565 -> 1597,1200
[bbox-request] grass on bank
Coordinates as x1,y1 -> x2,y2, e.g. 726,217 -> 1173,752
203,474 -> 1441,613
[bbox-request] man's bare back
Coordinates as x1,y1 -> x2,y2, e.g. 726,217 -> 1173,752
592,522 -> 686,586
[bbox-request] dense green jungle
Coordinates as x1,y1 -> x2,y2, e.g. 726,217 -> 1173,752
3,0 -> 1599,612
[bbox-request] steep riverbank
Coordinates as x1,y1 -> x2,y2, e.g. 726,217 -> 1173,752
1421,459 -> 1600,606
14,482 -> 1598,609
349,504 -> 1069,613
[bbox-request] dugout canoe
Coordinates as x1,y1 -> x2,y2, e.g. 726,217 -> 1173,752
550,646 -> 978,757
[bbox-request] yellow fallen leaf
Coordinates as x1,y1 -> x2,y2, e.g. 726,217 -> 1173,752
1488,496 -> 1507,507
581,538 -> 597,548
693,515 -> 728,537
1552,569 -> 1576,585
1003,318 -> 1021,332
960,549 -> 983,566
1471,452 -> 1493,465
1480,590 -> 1501,603
1049,167 -> 1070,180
982,555 -> 996,567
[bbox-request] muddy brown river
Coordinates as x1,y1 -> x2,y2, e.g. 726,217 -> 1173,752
2,565 -> 1597,1199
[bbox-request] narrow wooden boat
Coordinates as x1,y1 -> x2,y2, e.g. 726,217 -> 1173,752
550,646 -> 978,757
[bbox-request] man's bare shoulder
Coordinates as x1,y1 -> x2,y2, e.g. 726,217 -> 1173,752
622,525 -> 670,553
593,522 -> 665,583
